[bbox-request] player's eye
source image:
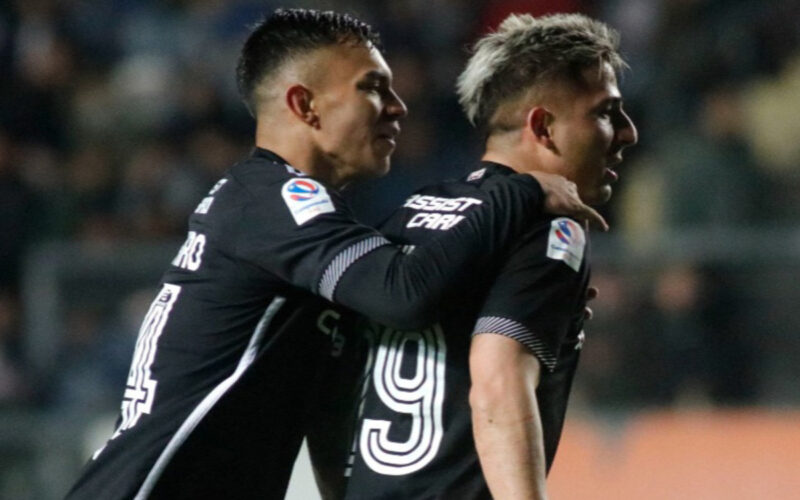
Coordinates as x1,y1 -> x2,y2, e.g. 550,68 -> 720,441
596,99 -> 623,119
598,103 -> 621,120
358,81 -> 382,93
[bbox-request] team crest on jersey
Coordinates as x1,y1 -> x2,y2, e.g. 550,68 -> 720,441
467,168 -> 486,181
281,178 -> 335,225
285,164 -> 306,176
546,218 -> 585,272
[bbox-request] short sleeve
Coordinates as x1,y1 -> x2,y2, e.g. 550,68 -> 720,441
473,217 -> 591,371
233,176 -> 390,296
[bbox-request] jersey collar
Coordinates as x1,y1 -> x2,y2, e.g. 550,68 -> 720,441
478,161 -> 517,176
251,148 -> 306,176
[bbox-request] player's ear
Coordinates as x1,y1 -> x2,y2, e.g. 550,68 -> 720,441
286,84 -> 320,128
527,107 -> 556,152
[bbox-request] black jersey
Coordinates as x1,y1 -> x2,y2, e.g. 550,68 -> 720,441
313,162 -> 590,500
66,150 -> 545,500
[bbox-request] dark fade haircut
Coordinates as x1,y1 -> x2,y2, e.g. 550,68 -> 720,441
456,13 -> 626,132
236,8 -> 382,115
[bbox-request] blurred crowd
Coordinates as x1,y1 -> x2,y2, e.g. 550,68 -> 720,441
1,0 -> 800,416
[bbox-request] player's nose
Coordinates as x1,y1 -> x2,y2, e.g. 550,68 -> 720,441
616,109 -> 637,148
385,87 -> 408,120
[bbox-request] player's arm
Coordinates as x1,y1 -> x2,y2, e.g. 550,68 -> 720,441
330,173 -> 542,329
468,217 -> 590,497
330,172 -> 603,329
470,289 -> 597,500
470,333 -> 548,500
239,173 -> 593,330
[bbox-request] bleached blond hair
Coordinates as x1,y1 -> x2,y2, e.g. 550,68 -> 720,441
456,13 -> 626,131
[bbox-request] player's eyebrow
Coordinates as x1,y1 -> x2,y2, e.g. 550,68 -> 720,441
360,70 -> 392,85
593,96 -> 623,111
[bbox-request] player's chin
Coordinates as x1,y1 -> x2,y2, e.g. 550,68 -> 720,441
374,136 -> 397,157
377,144 -> 396,168
362,155 -> 392,179
589,184 -> 613,206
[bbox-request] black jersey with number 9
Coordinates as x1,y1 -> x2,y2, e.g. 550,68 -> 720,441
311,162 -> 590,500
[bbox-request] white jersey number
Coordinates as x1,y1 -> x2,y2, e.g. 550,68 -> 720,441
93,284 -> 180,459
120,283 -> 180,430
359,324 -> 446,475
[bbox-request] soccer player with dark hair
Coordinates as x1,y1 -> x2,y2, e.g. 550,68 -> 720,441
65,9 -> 601,500
313,13 -> 637,499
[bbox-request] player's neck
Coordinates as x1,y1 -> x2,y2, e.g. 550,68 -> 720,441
481,147 -> 546,176
255,121 -> 342,187
482,129 -> 551,175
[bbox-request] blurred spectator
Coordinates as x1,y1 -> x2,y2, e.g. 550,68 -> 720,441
576,269 -> 649,408
700,264 -> 760,404
115,139 -> 184,239
617,84 -> 769,243
627,264 -> 759,407
64,145 -> 118,232
741,53 -> 800,221
3,0 -> 76,149
0,291 -> 29,405
48,289 -> 150,414
645,264 -> 711,405
478,0 -> 587,34
0,131 -> 34,291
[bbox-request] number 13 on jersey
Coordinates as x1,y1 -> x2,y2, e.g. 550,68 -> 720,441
359,325 -> 446,475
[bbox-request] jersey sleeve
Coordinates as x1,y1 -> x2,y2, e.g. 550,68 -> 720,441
472,217 -> 590,371
235,173 -> 544,330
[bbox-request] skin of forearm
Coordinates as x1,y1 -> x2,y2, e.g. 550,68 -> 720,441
469,334 -> 548,500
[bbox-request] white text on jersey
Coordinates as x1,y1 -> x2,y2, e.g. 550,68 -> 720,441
194,178 -> 228,214
407,213 -> 465,231
403,195 -> 482,212
172,231 -> 206,271
317,309 -> 345,357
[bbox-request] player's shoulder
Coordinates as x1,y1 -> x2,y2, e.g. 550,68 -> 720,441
229,148 -> 308,192
425,161 -> 542,204
460,161 -> 523,189
229,148 -> 340,217
402,161 -> 516,202
384,162 -> 538,235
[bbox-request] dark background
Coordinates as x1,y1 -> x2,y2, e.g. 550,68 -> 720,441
1,1 -> 799,498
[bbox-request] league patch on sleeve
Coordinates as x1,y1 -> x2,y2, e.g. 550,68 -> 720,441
546,218 -> 586,272
281,178 -> 336,225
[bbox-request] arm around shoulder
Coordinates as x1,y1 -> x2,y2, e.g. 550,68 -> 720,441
331,174 -> 546,330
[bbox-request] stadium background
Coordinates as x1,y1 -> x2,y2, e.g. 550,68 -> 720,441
1,0 -> 799,498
